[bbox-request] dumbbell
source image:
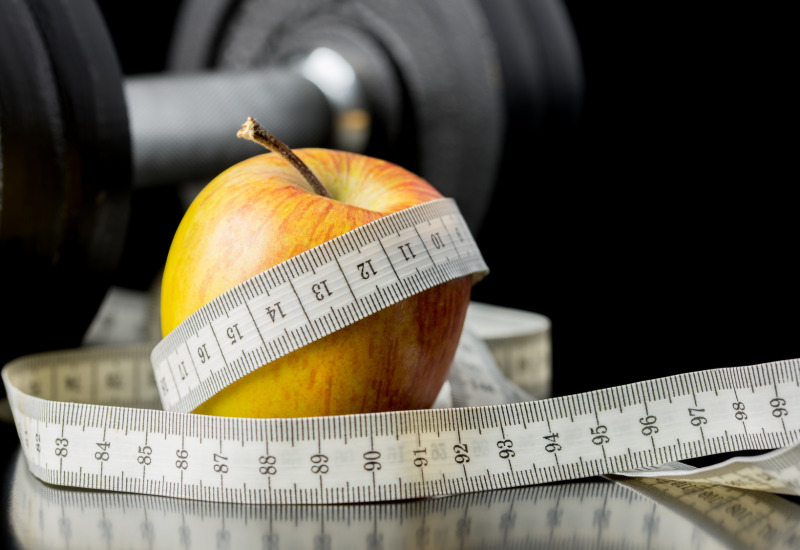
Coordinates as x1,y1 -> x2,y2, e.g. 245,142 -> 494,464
0,0 -> 583,366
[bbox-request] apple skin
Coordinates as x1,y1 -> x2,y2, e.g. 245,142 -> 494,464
160,149 -> 472,418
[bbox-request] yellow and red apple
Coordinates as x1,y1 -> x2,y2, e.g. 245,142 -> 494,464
160,119 -> 473,418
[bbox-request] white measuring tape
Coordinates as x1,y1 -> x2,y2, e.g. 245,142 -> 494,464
3,198 -> 800,507
151,198 -> 487,414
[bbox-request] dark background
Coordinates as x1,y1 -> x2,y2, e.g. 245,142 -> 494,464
95,0 -> 798,398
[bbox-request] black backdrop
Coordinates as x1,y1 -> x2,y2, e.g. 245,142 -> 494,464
97,1 -> 798,397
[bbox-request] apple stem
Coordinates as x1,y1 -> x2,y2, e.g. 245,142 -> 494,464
237,117 -> 332,199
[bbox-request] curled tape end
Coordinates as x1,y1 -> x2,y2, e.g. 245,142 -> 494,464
471,268 -> 489,285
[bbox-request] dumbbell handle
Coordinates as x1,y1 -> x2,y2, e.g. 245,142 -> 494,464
125,49 -> 371,187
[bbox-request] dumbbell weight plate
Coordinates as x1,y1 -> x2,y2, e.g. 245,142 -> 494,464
0,0 -> 63,271
476,0 -> 583,136
0,0 -> 130,368
1,0 -> 72,369
25,0 -> 132,278
467,0 -> 584,310
168,0 -> 505,236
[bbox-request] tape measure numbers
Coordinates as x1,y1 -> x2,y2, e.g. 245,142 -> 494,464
6,343 -> 800,504
3,198 -> 800,507
151,198 -> 487,414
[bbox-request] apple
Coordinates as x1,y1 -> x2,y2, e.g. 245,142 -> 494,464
160,118 -> 474,418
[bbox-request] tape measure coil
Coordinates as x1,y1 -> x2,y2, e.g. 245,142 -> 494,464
5,199 -> 800,508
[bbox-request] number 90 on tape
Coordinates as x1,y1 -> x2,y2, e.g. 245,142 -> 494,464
5,344 -> 800,505
3,198 -> 800,506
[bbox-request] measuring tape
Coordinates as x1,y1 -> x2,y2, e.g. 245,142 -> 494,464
3,198 -> 800,507
151,198 -> 487,414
